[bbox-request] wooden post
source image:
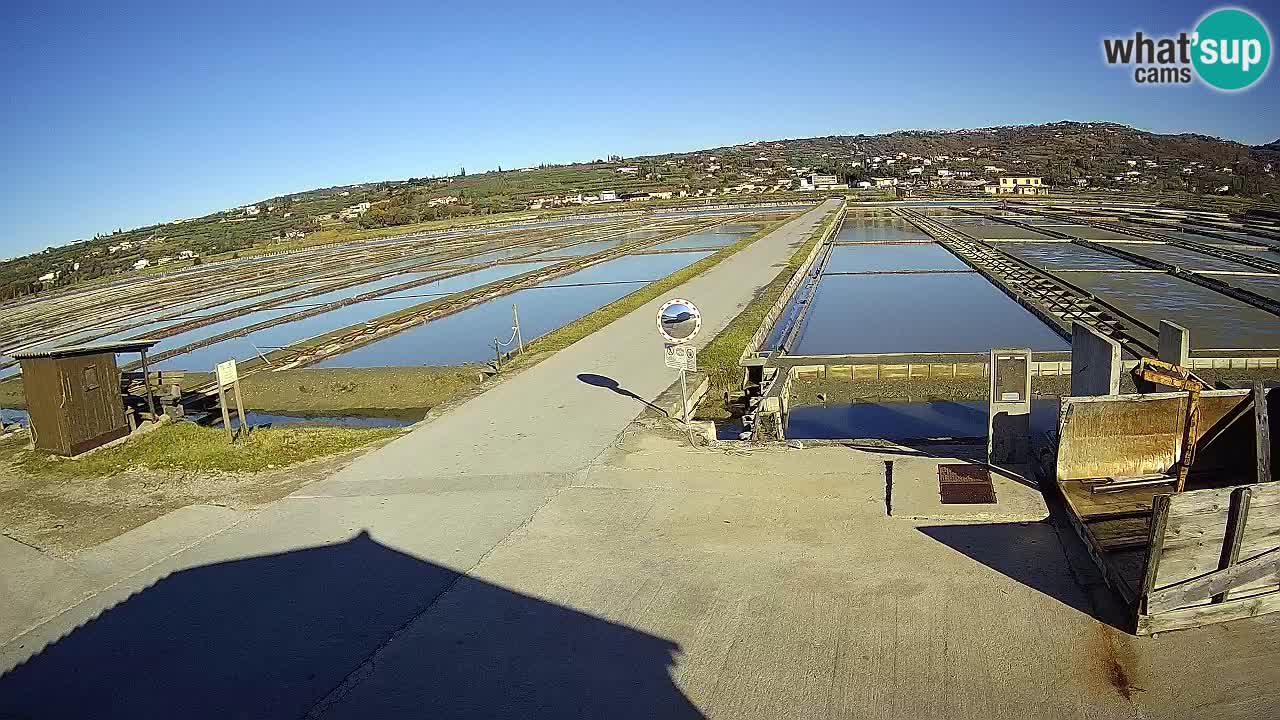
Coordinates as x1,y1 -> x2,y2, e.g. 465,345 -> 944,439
1138,494 -> 1172,617
138,349 -> 158,420
493,339 -> 502,370
217,381 -> 233,444
231,377 -> 247,439
1175,386 -> 1201,493
1256,382 -> 1272,485
1213,487 -> 1253,604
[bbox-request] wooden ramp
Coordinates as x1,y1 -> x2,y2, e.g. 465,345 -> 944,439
1055,385 -> 1278,634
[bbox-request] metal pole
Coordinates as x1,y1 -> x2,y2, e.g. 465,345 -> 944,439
679,368 -> 689,424
513,304 -> 524,354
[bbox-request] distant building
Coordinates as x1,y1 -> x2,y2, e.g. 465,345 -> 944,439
597,191 -> 618,202
871,177 -> 898,188
855,180 -> 872,189
985,176 -> 1047,195
617,167 -> 639,174
133,259 -> 151,270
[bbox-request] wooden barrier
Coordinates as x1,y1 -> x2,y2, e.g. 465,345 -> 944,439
1054,385 -> 1278,634
1137,482 -> 1280,633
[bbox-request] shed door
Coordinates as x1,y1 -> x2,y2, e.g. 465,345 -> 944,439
62,358 -> 118,444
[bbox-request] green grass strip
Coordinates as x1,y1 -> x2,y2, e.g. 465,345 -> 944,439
695,208 -> 839,418
7,422 -> 401,476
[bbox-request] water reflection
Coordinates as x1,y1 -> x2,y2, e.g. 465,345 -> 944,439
824,243 -> 968,273
790,273 -> 1068,355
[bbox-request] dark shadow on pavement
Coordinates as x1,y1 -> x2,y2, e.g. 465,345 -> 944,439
917,521 -> 1128,631
0,531 -> 703,719
577,373 -> 668,416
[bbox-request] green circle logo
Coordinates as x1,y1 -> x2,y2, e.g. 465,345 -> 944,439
1193,8 -> 1271,90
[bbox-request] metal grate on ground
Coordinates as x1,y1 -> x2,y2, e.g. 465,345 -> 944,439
938,463 -> 997,504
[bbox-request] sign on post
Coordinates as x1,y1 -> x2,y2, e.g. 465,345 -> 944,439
664,343 -> 697,372
657,298 -> 701,425
214,359 -> 247,443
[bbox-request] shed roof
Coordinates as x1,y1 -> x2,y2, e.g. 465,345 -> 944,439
12,340 -> 161,360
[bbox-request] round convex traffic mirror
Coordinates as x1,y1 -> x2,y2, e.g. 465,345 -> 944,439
657,299 -> 701,343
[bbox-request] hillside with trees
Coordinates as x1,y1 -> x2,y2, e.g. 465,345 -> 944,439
3,121 -> 1278,302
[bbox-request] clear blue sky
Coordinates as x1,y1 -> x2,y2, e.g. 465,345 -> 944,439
2,0 -> 1276,257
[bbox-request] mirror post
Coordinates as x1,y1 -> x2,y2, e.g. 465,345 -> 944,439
679,367 -> 689,424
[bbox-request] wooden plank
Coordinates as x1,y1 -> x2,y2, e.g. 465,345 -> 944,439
1155,482 -> 1280,598
1147,547 -> 1280,614
1058,478 -> 1159,519
1137,493 -> 1172,616
1103,548 -> 1147,603
1086,516 -> 1152,551
217,382 -> 233,444
1060,490 -> 1139,605
1139,587 -> 1280,635
1257,382 -> 1272,485
1214,487 -> 1253,604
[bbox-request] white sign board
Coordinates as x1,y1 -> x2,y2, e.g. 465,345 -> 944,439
657,298 -> 701,344
215,359 -> 239,387
664,343 -> 697,372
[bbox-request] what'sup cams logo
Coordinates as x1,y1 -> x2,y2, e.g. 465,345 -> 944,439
1103,7 -> 1271,90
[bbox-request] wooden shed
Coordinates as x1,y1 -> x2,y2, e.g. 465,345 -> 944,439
13,340 -> 159,456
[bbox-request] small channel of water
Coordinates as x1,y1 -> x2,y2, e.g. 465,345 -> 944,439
786,398 -> 1059,440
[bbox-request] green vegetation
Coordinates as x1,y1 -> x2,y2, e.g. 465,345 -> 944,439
525,217 -> 789,355
238,366 -> 485,414
694,209 -> 839,420
8,422 -> 401,476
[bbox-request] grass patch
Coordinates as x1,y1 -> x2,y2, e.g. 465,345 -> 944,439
694,208 -> 840,419
525,217 -> 791,355
9,422 -> 401,477
236,366 -> 485,414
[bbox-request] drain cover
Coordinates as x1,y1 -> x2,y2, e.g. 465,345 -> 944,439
938,464 -> 996,504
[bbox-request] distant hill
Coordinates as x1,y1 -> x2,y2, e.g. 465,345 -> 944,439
3,121 -> 1277,302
